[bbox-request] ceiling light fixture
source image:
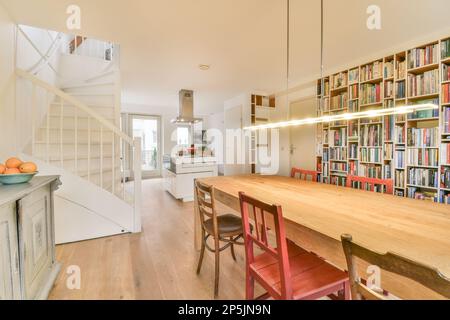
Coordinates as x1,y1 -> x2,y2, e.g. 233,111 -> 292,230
244,103 -> 438,131
199,64 -> 210,71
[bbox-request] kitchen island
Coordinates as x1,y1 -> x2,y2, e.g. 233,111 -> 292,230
163,157 -> 218,202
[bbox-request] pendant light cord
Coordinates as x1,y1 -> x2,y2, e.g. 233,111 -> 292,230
286,0 -> 290,108
320,0 -> 325,111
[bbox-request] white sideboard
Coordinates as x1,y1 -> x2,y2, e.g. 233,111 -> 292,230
0,176 -> 61,300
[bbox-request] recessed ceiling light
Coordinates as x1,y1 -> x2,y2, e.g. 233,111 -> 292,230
199,64 -> 210,71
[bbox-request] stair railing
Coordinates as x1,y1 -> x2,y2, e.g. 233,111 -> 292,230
16,68 -> 142,233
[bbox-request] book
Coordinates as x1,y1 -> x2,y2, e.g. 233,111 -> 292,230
396,59 -> 406,79
384,115 -> 394,141
349,68 -> 359,83
408,98 -> 439,119
442,39 -> 450,59
443,107 -> 450,133
384,164 -> 392,179
331,72 -> 348,89
443,83 -> 450,104
330,147 -> 347,161
329,128 -> 347,147
395,170 -> 405,188
384,61 -> 394,78
330,92 -> 348,110
384,143 -> 394,160
407,148 -> 439,167
395,125 -> 406,144
441,167 -> 450,189
395,81 -> 406,99
385,81 -> 394,99
361,124 -> 382,146
395,150 -> 405,169
443,63 -> 450,82
359,163 -> 382,179
441,144 -> 450,165
408,188 -> 438,202
360,147 -> 382,163
349,84 -> 359,100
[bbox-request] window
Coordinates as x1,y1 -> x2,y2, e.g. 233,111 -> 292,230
177,127 -> 190,146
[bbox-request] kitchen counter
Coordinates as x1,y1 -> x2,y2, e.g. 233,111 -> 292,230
164,158 -> 218,202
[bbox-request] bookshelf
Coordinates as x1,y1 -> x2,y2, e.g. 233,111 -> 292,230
316,36 -> 450,204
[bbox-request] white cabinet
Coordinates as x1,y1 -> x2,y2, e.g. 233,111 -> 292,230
0,203 -> 20,300
0,176 -> 61,300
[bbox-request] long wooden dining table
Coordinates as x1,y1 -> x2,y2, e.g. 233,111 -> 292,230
194,175 -> 450,300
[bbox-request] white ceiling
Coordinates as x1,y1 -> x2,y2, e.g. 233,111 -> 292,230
2,0 -> 450,115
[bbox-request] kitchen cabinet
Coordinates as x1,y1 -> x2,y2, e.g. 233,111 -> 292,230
0,176 -> 61,300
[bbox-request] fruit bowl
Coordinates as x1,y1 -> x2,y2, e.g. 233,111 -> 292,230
0,172 -> 38,185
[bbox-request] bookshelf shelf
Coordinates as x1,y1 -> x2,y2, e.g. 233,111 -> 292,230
407,63 -> 439,74
360,77 -> 383,85
360,102 -> 383,108
408,93 -> 439,100
407,184 -> 438,190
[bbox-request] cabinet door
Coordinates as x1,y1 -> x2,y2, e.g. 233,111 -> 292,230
19,185 -> 54,300
0,203 -> 20,300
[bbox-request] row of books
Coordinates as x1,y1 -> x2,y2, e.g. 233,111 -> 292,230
323,163 -> 329,177
330,147 -> 347,161
384,164 -> 392,179
359,164 -> 382,179
329,128 -> 347,146
407,188 -> 439,202
331,92 -> 348,110
408,98 -> 439,119
349,143 -> 358,159
442,39 -> 450,59
349,84 -> 359,100
407,69 -> 439,97
443,107 -> 450,133
395,150 -> 405,168
349,69 -> 359,83
384,61 -> 394,78
318,80 -> 330,96
407,148 -> 439,167
331,176 -> 347,187
348,161 -> 358,176
395,81 -> 406,99
360,124 -> 382,146
441,144 -> 450,165
407,127 -> 439,148
331,162 -> 347,172
443,83 -> 450,104
443,64 -> 450,82
332,72 -> 347,89
348,121 -> 358,138
361,61 -> 383,81
323,148 -> 329,162
395,125 -> 406,144
440,193 -> 450,204
407,44 -> 439,69
396,60 -> 406,80
395,170 -> 405,188
385,81 -> 394,99
360,147 -> 382,163
384,115 -> 394,141
441,167 -> 450,189
408,168 -> 439,188
349,100 -> 358,113
384,143 -> 394,160
360,83 -> 381,105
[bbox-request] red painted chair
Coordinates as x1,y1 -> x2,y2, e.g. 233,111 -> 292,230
290,167 -> 319,182
239,192 -> 350,300
346,176 -> 394,194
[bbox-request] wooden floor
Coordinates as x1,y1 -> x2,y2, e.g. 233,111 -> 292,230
48,179 -> 260,300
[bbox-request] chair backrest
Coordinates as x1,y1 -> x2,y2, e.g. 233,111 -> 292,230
239,192 -> 292,299
346,176 -> 393,194
195,180 -> 218,235
291,167 -> 318,182
341,234 -> 450,300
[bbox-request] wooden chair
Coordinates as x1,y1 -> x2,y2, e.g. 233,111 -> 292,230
291,167 -> 319,182
195,180 -> 245,297
239,192 -> 350,300
341,234 -> 450,300
346,176 -> 394,194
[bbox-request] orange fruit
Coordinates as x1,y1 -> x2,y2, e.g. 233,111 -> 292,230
0,164 -> 6,174
6,157 -> 23,169
19,162 -> 37,173
5,168 -> 20,175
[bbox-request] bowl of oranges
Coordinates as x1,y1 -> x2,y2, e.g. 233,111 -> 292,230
0,157 -> 38,185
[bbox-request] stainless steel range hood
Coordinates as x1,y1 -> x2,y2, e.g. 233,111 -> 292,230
171,89 -> 203,125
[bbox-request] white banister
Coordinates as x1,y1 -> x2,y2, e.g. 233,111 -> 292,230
88,116 -> 91,182
31,85 -> 37,156
46,92 -> 50,164
133,138 -> 142,233
60,99 -> 64,167
100,125 -> 104,189
74,109 -> 78,174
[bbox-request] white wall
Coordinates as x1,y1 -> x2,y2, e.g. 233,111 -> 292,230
206,111 -> 225,175
0,6 -> 16,160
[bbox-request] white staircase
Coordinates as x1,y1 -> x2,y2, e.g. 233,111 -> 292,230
15,27 -> 142,244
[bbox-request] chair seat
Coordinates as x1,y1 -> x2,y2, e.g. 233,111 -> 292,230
251,241 -> 348,300
204,214 -> 243,236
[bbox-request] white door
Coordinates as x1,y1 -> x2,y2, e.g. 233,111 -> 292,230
0,203 -> 21,300
289,97 -> 317,172
129,115 -> 162,178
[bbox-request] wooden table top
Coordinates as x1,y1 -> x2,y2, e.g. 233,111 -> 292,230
199,175 -> 450,278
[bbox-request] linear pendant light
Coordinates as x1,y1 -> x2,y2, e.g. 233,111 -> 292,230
244,1 -> 439,131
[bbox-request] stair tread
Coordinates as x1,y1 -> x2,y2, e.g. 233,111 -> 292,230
61,82 -> 115,90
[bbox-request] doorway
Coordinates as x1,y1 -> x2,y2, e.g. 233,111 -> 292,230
289,97 -> 317,171
129,114 -> 162,178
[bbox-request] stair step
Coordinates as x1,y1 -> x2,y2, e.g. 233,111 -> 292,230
45,116 -> 116,130
49,103 -> 115,118
36,128 -> 115,144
